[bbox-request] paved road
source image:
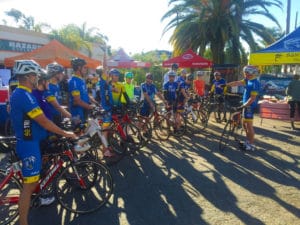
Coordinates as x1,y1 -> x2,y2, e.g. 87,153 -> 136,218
2,118 -> 300,225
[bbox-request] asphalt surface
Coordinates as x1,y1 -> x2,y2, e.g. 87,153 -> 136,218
1,118 -> 300,225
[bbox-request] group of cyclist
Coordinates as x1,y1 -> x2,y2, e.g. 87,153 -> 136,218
7,56 -> 261,225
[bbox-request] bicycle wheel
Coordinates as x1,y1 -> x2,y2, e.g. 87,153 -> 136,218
56,160 -> 113,214
196,109 -> 208,130
108,130 -> 126,155
219,120 -> 236,152
0,170 -> 22,225
122,123 -> 143,154
152,116 -> 170,141
171,113 -> 187,137
132,117 -> 152,147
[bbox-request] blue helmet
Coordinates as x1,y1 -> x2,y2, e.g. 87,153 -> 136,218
109,68 -> 120,76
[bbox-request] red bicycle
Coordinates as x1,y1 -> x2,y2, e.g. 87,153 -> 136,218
0,135 -> 113,225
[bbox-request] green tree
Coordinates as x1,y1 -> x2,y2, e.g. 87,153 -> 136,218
162,0 -> 283,65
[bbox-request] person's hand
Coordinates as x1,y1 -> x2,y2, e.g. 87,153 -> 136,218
63,131 -> 77,139
88,104 -> 95,110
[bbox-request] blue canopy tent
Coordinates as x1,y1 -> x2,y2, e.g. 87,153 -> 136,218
249,26 -> 300,65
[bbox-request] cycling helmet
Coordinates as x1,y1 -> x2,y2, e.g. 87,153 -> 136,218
180,69 -> 187,74
95,65 -> 103,76
214,71 -> 221,76
171,63 -> 179,70
46,62 -> 64,76
125,72 -> 133,78
146,73 -> 153,80
168,71 -> 177,77
243,65 -> 259,76
13,60 -> 42,76
71,58 -> 87,71
187,74 -> 194,81
109,68 -> 120,76
39,68 -> 53,80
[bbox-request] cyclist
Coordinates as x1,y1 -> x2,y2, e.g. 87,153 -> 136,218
110,68 -> 130,108
123,72 -> 135,101
98,69 -> 116,158
44,62 -> 71,125
210,71 -> 227,122
68,58 -> 96,123
10,60 -> 76,225
163,63 -> 179,86
140,72 -> 166,117
226,65 -> 261,151
176,68 -> 188,84
163,71 -> 181,131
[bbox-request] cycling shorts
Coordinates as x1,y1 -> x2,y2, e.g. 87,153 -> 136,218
102,111 -> 112,127
243,105 -> 255,122
176,102 -> 184,113
16,140 -> 41,184
140,104 -> 151,117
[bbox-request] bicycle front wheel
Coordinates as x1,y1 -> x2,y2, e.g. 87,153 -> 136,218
219,120 -> 236,152
152,116 -> 170,141
0,170 -> 22,225
55,161 -> 113,214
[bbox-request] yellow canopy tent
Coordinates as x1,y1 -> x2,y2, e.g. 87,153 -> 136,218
249,26 -> 300,66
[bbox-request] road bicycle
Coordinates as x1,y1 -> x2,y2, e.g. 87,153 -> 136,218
219,106 -> 244,152
0,135 -> 113,225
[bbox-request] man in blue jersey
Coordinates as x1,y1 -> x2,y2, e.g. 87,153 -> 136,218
227,65 -> 261,151
140,73 -> 165,117
10,60 -> 76,225
68,58 -> 96,122
44,62 -> 71,125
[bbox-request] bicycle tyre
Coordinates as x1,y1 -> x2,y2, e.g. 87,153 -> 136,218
131,117 -> 152,148
196,109 -> 208,130
171,113 -> 187,137
108,130 -> 126,155
152,116 -> 170,141
219,120 -> 236,152
0,170 -> 22,225
122,123 -> 142,154
55,160 -> 113,214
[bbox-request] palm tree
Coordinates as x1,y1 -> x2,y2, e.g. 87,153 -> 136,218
162,0 -> 283,64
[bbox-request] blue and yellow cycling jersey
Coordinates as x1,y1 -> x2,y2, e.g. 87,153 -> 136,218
211,78 -> 226,95
99,78 -> 113,111
242,77 -> 260,107
177,81 -> 191,103
44,82 -> 62,117
141,82 -> 157,101
10,86 -> 47,141
68,74 -> 90,121
163,81 -> 179,103
111,82 -> 126,107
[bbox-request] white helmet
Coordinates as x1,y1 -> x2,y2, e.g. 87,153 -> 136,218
243,65 -> 259,76
13,60 -> 42,76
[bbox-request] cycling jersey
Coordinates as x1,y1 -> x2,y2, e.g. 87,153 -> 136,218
163,81 -> 179,103
141,82 -> 157,101
242,77 -> 260,108
99,78 -> 113,111
32,89 -> 52,120
111,82 -> 126,107
44,82 -> 63,117
211,78 -> 226,95
177,81 -> 191,103
193,79 -> 205,96
10,86 -> 47,141
176,76 -> 185,84
123,82 -> 135,100
68,74 -> 90,121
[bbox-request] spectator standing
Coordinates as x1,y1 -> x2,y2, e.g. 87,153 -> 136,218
193,71 -> 206,97
286,74 -> 300,130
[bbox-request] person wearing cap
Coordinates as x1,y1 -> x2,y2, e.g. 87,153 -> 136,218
210,71 -> 227,122
163,63 -> 179,86
227,65 -> 261,151
68,58 -> 97,123
44,62 -> 71,125
140,73 -> 166,117
10,60 -> 76,225
123,72 -> 135,101
193,71 -> 206,98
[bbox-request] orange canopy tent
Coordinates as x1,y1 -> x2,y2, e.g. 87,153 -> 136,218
4,39 -> 101,68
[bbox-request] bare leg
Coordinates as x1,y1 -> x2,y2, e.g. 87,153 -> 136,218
19,182 -> 38,225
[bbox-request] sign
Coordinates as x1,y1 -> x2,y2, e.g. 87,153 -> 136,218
0,39 -> 43,52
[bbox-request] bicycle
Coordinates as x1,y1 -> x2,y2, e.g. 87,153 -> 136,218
0,135 -> 114,225
219,106 -> 244,152
205,94 -> 227,123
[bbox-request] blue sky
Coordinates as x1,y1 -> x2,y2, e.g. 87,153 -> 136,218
1,0 -> 299,54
